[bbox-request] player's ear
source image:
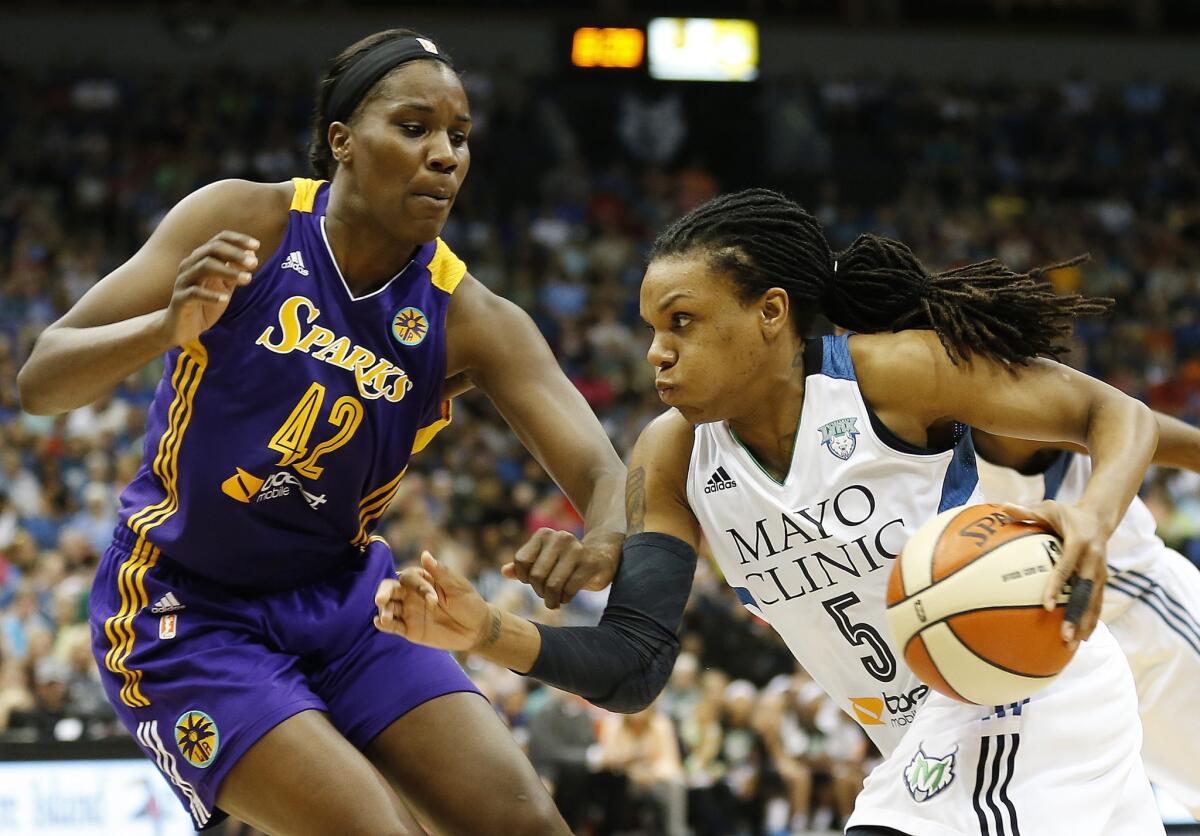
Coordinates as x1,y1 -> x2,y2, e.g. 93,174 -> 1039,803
760,288 -> 790,340
328,122 -> 352,166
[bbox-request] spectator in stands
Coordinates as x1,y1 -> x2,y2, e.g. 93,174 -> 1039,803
597,702 -> 688,836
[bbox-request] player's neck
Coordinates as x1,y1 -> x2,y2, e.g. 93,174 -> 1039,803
324,190 -> 422,296
726,344 -> 807,481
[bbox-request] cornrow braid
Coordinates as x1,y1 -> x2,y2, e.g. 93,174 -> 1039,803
651,189 -> 1112,366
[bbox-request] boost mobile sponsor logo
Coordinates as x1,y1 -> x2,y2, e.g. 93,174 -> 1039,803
221,468 -> 327,510
850,684 -> 929,728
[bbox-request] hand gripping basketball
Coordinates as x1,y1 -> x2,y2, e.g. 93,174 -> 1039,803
999,500 -> 1107,645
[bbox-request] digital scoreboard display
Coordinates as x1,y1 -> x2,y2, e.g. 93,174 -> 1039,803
646,18 -> 759,82
570,27 -> 645,69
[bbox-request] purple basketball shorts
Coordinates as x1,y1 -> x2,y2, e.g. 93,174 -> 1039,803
89,527 -> 479,830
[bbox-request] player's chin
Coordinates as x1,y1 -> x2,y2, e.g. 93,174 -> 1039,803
401,213 -> 449,243
659,392 -> 708,424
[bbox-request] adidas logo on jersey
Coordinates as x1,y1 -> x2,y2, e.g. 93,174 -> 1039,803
704,466 -> 738,494
151,592 -> 186,614
281,250 -> 309,276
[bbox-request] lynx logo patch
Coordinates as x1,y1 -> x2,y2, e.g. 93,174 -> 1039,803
175,710 -> 219,769
818,417 -> 859,461
904,745 -> 956,802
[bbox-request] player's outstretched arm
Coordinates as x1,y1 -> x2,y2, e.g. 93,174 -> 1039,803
977,407 -> 1198,472
17,179 -> 287,414
1148,409 -> 1200,471
444,275 -> 627,609
853,330 -> 1157,644
376,410 -> 702,713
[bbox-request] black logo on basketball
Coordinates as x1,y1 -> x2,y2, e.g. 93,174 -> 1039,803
958,511 -> 1014,548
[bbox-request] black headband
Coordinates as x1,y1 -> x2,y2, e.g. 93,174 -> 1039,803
326,36 -> 453,128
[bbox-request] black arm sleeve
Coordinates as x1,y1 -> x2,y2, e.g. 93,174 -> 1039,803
525,532 -> 697,714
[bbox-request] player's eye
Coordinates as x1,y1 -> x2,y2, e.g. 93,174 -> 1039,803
399,123 -> 426,136
671,313 -> 693,329
449,131 -> 468,147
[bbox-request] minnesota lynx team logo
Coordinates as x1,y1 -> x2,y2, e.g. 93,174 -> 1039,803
175,710 -> 219,768
818,417 -> 859,461
904,745 -> 956,802
391,306 -> 429,347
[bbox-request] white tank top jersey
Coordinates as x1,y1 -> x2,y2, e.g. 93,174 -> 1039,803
687,334 -> 984,756
976,452 -> 1162,577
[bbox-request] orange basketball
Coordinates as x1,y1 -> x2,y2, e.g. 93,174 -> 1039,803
885,503 -> 1077,705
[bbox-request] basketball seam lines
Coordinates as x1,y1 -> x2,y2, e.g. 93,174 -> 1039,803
889,530 -> 1049,608
942,618 -> 1063,680
907,634 -> 969,703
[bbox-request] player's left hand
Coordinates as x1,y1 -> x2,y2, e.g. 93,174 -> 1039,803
503,529 -> 623,609
999,500 -> 1108,646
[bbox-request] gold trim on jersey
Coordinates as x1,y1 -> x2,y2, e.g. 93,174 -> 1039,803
429,239 -> 466,294
351,401 -> 454,546
106,340 -> 208,708
353,466 -> 408,546
412,400 -> 452,455
290,177 -> 325,213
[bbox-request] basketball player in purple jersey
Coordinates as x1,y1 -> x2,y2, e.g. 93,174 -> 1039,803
17,29 -> 623,835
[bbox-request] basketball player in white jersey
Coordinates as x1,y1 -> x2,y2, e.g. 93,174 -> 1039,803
376,189 -> 1164,835
976,430 -> 1200,819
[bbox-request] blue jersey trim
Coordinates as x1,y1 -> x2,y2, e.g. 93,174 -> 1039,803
937,430 -> 979,513
1041,451 -> 1073,501
732,586 -> 760,612
820,334 -> 857,380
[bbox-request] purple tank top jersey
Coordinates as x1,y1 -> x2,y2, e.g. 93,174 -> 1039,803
117,178 -> 462,589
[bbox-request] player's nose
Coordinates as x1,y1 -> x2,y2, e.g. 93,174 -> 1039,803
426,132 -> 458,173
646,333 -> 676,368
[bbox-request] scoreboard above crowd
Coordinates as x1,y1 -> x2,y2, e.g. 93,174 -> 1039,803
570,18 -> 759,82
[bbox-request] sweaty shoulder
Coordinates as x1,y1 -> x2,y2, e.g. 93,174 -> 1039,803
443,272 -> 532,376
174,179 -> 295,258
848,329 -> 955,446
630,409 -> 699,541
635,408 -> 695,470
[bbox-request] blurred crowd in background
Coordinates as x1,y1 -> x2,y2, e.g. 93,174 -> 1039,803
1,59 -> 1200,834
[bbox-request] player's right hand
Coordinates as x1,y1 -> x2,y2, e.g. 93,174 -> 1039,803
374,551 -> 491,652
160,231 -> 259,346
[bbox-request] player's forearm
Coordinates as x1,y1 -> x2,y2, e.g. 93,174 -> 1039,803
1151,410 -> 1200,471
579,458 -> 627,541
468,604 -> 543,673
18,311 -> 173,414
1080,396 -> 1158,534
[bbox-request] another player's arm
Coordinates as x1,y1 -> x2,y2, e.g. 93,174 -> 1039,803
375,409 -> 702,713
17,180 -> 287,415
445,275 -> 627,607
853,330 -> 1157,641
976,409 -> 1200,471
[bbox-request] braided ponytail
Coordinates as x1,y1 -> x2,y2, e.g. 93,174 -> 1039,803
651,189 -> 1111,366
825,234 -> 1109,364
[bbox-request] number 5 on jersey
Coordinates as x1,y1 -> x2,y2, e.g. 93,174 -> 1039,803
823,591 -> 898,682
